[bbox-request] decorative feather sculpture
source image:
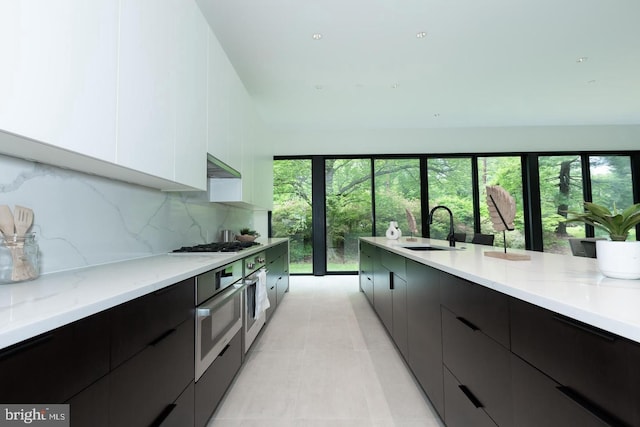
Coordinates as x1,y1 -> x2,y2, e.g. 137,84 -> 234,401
483,185 -> 530,260
486,185 -> 515,231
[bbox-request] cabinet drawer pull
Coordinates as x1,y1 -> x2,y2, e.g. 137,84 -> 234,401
456,316 -> 479,331
458,385 -> 483,408
389,271 -> 394,290
0,333 -> 54,362
552,314 -> 616,342
149,403 -> 176,427
556,386 -> 624,426
218,344 -> 231,357
148,328 -> 177,347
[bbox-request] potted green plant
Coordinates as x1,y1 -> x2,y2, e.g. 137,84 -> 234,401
565,202 -> 640,279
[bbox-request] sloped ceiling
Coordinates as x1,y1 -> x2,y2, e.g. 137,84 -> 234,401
197,0 -> 640,131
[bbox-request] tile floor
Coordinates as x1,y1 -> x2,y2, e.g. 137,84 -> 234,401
207,275 -> 445,427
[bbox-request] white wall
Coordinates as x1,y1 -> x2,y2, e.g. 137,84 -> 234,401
272,125 -> 640,155
0,154 -> 258,275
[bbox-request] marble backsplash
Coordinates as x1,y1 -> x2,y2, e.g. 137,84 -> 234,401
0,153 -> 257,274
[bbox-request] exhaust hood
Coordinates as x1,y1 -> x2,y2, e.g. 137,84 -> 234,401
207,154 -> 241,179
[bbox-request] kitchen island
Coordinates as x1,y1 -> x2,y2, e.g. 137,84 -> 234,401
360,236 -> 640,427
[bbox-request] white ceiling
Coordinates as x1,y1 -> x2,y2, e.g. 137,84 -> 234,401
197,0 -> 640,131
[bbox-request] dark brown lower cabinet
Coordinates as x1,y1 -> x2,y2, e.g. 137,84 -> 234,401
158,381 -> 195,427
109,318 -> 194,427
391,272 -> 408,358
443,366 -> 497,427
406,260 -> 443,417
510,297 -> 640,426
0,310 -> 110,404
66,374 -> 109,427
195,330 -> 243,427
511,354 -> 610,427
441,307 -> 512,426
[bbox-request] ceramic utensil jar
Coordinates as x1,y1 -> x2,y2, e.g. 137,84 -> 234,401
0,233 -> 40,283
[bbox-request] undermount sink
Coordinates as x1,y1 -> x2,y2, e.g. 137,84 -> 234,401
403,246 -> 446,251
400,244 -> 460,251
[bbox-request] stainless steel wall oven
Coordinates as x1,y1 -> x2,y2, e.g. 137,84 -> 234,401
243,252 -> 267,353
195,259 -> 244,381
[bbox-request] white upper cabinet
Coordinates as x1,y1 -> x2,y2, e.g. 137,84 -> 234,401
0,0 -> 118,161
206,32 -> 233,168
117,0 -> 207,190
116,0 -> 177,181
174,0 -> 208,190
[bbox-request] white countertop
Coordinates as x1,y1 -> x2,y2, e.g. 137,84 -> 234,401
362,236 -> 640,344
0,238 -> 288,351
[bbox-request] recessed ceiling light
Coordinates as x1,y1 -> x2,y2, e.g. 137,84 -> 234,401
576,56 -> 588,63
312,33 -> 322,40
416,31 -> 427,38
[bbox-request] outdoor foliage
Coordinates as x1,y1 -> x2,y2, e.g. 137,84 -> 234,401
272,155 -> 635,270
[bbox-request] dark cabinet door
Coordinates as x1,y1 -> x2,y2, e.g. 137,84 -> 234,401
110,277 -> 194,369
195,330 -> 242,427
442,307 -> 513,426
157,381 -> 195,427
511,354 -> 610,427
373,262 -> 393,334
510,297 -> 640,426
359,242 -> 374,304
66,374 -> 109,427
443,366 -> 498,427
440,273 -> 510,348
406,260 -> 444,417
0,310 -> 110,404
109,318 -> 194,427
265,263 -> 278,321
391,272 -> 408,358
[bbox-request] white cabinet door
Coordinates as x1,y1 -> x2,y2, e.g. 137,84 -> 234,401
116,0 -> 177,181
206,31 -> 233,167
174,0 -> 207,191
0,0 -> 118,161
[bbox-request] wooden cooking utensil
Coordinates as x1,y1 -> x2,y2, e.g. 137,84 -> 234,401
0,205 -> 23,281
0,205 -> 14,237
13,205 -> 36,280
14,205 -> 34,236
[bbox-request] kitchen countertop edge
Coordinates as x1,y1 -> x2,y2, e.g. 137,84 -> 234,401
362,236 -> 640,345
0,238 -> 288,351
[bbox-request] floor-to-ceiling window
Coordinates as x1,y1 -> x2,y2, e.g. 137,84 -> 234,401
589,155 -> 636,240
427,157 -> 473,240
273,151 -> 639,275
271,159 -> 313,273
477,156 -> 525,249
538,155 -> 585,254
324,158 -> 372,272
373,158 -> 422,238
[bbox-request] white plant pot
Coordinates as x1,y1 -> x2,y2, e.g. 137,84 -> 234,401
596,240 -> 640,280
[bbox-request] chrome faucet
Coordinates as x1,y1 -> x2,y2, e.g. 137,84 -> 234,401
428,205 -> 456,247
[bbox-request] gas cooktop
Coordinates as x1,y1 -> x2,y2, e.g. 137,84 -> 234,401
171,241 -> 260,253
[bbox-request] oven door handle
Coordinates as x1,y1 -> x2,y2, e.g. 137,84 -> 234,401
244,268 -> 269,284
197,282 -> 245,319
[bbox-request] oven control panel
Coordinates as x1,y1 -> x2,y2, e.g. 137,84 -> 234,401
243,252 -> 266,276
